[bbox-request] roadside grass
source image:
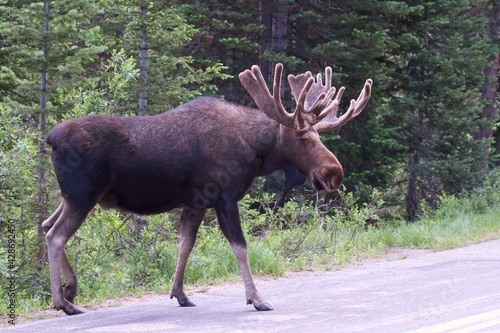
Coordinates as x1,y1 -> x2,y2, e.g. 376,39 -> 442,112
3,189 -> 500,323
361,206 -> 500,252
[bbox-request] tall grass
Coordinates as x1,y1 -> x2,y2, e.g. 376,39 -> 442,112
361,200 -> 500,252
358,171 -> 500,252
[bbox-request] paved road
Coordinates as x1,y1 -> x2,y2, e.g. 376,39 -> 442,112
4,239 -> 500,333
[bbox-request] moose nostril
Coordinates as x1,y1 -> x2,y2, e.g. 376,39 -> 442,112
332,175 -> 343,190
329,171 -> 343,191
314,168 -> 344,191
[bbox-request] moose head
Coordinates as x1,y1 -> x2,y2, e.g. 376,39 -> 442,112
240,63 -> 372,192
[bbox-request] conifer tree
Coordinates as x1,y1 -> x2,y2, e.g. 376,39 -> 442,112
385,0 -> 493,219
173,0 -> 262,101
93,0 -> 229,114
477,0 -> 500,163
0,0 -> 107,226
287,0 -> 407,200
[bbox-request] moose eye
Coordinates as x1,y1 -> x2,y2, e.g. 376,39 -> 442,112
299,138 -> 307,145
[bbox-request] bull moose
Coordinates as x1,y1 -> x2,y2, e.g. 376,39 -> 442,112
42,63 -> 372,315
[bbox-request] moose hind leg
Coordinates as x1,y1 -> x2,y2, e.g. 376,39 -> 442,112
170,207 -> 206,307
61,250 -> 78,303
46,202 -> 91,315
42,200 -> 64,233
215,200 -> 273,311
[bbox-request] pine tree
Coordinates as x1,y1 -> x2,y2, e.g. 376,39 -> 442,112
93,0 -> 229,114
385,0 -> 494,219
175,0 -> 280,102
477,0 -> 500,164
286,1 -> 407,201
0,0 -> 107,225
0,0 -> 109,294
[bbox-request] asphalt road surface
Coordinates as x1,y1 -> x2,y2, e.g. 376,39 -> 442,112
4,239 -> 500,333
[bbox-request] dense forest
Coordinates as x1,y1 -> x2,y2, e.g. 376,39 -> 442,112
1,0 -> 499,314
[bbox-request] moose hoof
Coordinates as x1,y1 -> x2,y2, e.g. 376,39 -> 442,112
68,307 -> 85,315
253,301 -> 274,311
179,299 -> 196,307
172,294 -> 196,307
57,304 -> 84,315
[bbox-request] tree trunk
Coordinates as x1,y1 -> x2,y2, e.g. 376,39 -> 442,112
406,105 -> 424,222
406,155 -> 419,222
133,2 -> 149,239
406,25 -> 428,221
38,0 -> 50,227
273,1 -> 288,101
37,0 -> 50,270
476,1 -> 500,160
259,0 -> 272,81
138,2 -> 148,116
477,54 -> 499,141
195,0 -> 201,54
273,1 -> 288,57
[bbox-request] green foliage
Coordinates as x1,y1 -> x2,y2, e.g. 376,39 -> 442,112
58,49 -> 140,118
363,204 -> 500,251
391,0 -> 494,216
106,1 -> 231,112
66,211 -> 179,302
362,171 -> 500,251
0,105 -> 37,218
173,0 -> 261,101
418,168 -> 500,221
0,105 -> 47,316
240,187 -> 382,268
0,0 -> 108,114
261,50 -> 303,69
0,103 -> 38,223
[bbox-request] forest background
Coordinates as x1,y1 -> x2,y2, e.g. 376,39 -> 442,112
1,0 -> 500,317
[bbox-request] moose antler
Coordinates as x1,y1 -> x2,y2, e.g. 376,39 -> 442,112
239,63 -> 294,128
313,78 -> 373,133
288,67 -> 339,111
239,63 -> 339,130
288,66 -> 373,132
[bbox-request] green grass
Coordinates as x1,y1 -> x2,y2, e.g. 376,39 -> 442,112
360,206 -> 500,252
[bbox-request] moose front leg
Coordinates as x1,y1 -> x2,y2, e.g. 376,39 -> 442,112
215,199 -> 273,311
170,207 -> 206,307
